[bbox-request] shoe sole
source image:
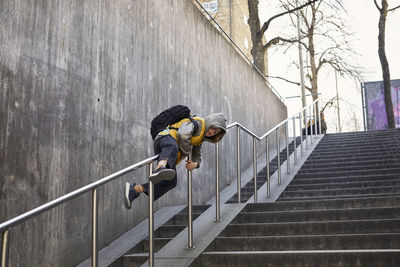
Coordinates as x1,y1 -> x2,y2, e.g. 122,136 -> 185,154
124,182 -> 131,209
149,169 -> 176,184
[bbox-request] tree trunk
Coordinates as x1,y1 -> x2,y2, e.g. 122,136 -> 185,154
308,22 -> 318,102
378,0 -> 395,128
307,3 -> 321,124
248,0 -> 267,75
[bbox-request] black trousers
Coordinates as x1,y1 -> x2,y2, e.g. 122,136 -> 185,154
142,135 -> 178,200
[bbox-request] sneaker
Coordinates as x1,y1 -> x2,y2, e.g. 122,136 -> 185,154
124,182 -> 140,209
149,166 -> 176,184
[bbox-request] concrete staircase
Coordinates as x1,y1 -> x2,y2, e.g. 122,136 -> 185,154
192,129 -> 400,266
110,205 -> 209,267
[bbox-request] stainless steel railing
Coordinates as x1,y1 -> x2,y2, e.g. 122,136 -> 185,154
221,98 -> 321,207
1,98 -> 322,267
186,153 -> 194,250
0,155 -> 158,267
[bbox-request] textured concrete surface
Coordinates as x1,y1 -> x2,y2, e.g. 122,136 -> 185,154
0,0 -> 286,266
253,134 -> 323,203
76,205 -> 185,267
194,130 -> 400,266
140,203 -> 246,267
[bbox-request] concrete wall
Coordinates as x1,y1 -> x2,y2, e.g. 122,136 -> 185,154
0,0 -> 287,266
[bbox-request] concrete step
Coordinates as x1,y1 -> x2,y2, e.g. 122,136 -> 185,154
312,142 -> 400,150
244,196 -> 400,212
128,238 -> 170,253
164,212 -> 204,225
311,144 -> 400,151
318,139 -> 400,145
220,219 -> 400,237
154,225 -> 186,238
205,233 -> 400,251
294,168 -> 400,179
300,158 -> 400,170
303,155 -> 400,165
322,136 -> 400,143
317,140 -> 400,146
278,192 -> 400,201
279,185 -> 400,199
122,253 -> 147,267
192,250 -> 400,267
241,186 -> 263,194
313,146 -> 400,154
318,139 -> 399,148
115,204 -> 210,266
286,179 -> 400,191
179,205 -> 210,214
245,180 -> 269,188
234,207 -> 400,223
297,164 -> 400,174
307,150 -> 400,159
321,129 -> 400,138
226,192 -> 254,203
324,130 -> 400,136
289,174 -> 400,185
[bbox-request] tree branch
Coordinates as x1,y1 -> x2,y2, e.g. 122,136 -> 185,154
388,4 -> 400,12
374,0 -> 381,10
259,0 -> 319,36
321,96 -> 338,112
267,75 -> 312,91
265,36 -> 298,49
317,58 -> 327,72
268,75 -> 300,86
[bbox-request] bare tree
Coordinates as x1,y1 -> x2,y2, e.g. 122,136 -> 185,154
274,0 -> 363,114
247,0 -> 318,75
374,0 -> 400,128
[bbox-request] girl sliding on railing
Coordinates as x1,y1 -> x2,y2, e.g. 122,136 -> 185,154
124,108 -> 227,209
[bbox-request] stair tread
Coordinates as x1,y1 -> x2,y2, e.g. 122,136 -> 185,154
202,249 -> 400,254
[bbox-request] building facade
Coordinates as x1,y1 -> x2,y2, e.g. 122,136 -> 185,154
193,0 -> 268,75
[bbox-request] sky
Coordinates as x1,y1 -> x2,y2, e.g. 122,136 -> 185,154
259,0 -> 400,133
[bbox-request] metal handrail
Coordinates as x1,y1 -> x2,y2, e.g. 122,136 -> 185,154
1,154 -> 159,267
0,155 -> 158,232
1,98 -> 322,267
227,98 -> 320,141
221,98 -> 321,203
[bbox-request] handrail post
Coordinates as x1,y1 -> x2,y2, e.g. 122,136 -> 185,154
309,105 -> 313,144
91,188 -> 98,267
1,229 -> 9,267
266,136 -> 271,197
215,143 -> 221,222
318,99 -> 322,134
313,102 -> 317,138
187,153 -> 194,249
293,117 -> 297,165
286,121 -> 290,174
305,108 -> 309,149
236,126 -> 241,203
253,137 -> 257,203
148,162 -> 154,267
299,112 -> 303,156
276,128 -> 281,185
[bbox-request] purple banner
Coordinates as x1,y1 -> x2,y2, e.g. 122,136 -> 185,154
364,79 -> 400,130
